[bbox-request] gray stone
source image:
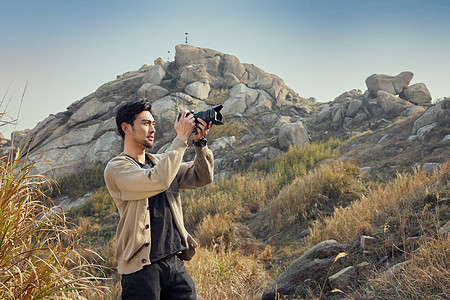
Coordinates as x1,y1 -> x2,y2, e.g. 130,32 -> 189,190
68,99 -> 115,126
175,44 -> 214,68
185,81 -> 211,100
95,73 -> 144,96
376,90 -> 401,114
352,112 -> 369,125
245,90 -> 273,116
261,240 -> 351,300
441,135 -> 450,143
400,83 -> 432,105
209,136 -> 236,153
365,71 -> 413,97
416,122 -> 437,140
253,147 -> 281,162
346,99 -> 363,117
334,89 -> 362,104
332,107 -> 344,125
180,64 -> 210,84
223,54 -> 245,79
142,65 -> 166,85
382,260 -> 411,278
355,262 -> 371,272
406,105 -> 426,116
438,220 -> 450,235
221,84 -> 259,117
328,266 -> 356,290
243,63 -> 269,82
422,162 -> 440,173
222,73 -> 240,88
147,85 -> 169,102
256,77 -> 272,90
317,104 -> 332,123
360,235 -> 378,250
277,121 -> 309,149
412,102 -> 446,134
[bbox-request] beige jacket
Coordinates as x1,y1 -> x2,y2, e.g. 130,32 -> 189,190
104,138 -> 214,274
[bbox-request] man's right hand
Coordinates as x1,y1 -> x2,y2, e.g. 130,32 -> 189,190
174,111 -> 196,142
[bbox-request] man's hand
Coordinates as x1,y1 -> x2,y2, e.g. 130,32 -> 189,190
193,118 -> 212,142
174,111 -> 195,142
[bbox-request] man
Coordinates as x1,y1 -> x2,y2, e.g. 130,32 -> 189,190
104,99 -> 214,299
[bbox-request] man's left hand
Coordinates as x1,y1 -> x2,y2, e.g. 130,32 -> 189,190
193,118 -> 212,142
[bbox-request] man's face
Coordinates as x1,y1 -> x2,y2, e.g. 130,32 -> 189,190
128,110 -> 156,149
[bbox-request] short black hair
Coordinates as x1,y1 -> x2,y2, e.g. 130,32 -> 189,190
116,99 -> 152,139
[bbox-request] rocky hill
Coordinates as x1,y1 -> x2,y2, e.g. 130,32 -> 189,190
13,44 -> 315,179
12,45 -> 449,181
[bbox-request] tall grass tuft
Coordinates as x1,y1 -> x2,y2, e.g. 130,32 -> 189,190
185,245 -> 271,300
0,148 -> 105,299
270,161 -> 366,230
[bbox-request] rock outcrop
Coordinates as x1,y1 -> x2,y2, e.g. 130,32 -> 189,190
262,240 -> 351,299
315,72 -> 435,134
13,44 -> 311,179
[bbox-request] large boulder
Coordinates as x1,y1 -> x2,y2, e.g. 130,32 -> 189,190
175,44 -> 212,68
277,121 -> 309,149
365,71 -> 414,97
68,99 -> 115,127
376,90 -> 412,115
399,83 -> 432,105
412,98 -> 449,134
334,89 -> 362,104
184,81 -> 211,100
223,54 -> 246,79
142,65 -> 166,85
317,104 -> 332,123
345,99 -> 364,117
262,240 -> 351,299
221,84 -> 259,117
180,64 -> 211,84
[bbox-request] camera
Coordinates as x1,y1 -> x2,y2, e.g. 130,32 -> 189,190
178,105 -> 224,126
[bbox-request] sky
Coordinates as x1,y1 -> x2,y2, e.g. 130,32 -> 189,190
1,0 -> 449,138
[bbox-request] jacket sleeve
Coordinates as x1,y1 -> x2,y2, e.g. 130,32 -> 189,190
176,145 -> 214,189
106,138 -> 188,200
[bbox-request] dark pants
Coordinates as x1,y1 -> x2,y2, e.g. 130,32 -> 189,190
121,255 -> 197,300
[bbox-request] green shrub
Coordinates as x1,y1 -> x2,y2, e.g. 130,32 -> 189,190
68,187 -> 116,218
49,165 -> 106,198
270,161 -> 366,230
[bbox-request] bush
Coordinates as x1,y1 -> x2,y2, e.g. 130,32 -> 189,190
68,187 -> 116,218
0,148 -> 105,299
185,246 -> 271,300
269,161 -> 366,230
49,165 -> 106,199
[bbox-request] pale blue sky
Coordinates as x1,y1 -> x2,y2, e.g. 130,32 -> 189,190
1,0 -> 449,137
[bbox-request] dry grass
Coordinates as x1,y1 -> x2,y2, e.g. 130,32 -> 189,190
206,120 -> 247,142
269,161 -> 366,230
307,162 -> 449,246
0,148 -> 106,299
185,246 -> 272,300
195,213 -> 263,254
183,171 -> 275,231
368,234 -> 450,299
